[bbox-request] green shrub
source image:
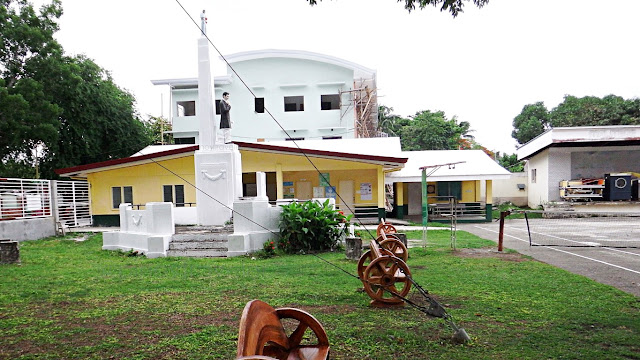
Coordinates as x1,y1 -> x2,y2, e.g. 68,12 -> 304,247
278,200 -> 351,253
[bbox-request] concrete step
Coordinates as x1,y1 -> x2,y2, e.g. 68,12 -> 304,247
171,233 -> 231,242
169,240 -> 227,250
166,248 -> 228,257
167,230 -> 231,257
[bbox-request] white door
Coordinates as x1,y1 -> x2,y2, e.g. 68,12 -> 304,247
296,181 -> 312,200
338,180 -> 354,215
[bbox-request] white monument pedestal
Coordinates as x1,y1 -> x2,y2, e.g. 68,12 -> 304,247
194,144 -> 243,226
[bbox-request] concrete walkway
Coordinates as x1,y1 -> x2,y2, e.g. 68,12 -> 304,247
457,221 -> 640,297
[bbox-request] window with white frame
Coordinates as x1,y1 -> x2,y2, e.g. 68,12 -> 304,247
284,96 -> 304,112
112,186 -> 133,209
320,94 -> 340,110
177,101 -> 196,116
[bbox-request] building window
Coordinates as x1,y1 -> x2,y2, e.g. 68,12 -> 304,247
255,97 -> 265,113
285,137 -> 305,141
163,185 -> 185,207
436,181 -> 462,200
284,96 -> 304,112
112,186 -> 133,209
322,136 -> 342,140
174,137 -> 196,144
321,94 -> 340,110
215,100 -> 221,115
177,101 -> 196,116
531,169 -> 537,184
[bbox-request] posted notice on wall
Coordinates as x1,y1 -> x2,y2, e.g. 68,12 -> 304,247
313,186 -> 325,198
319,173 -> 330,186
360,182 -> 372,201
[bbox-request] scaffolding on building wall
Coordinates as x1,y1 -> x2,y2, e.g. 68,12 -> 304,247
340,77 -> 379,138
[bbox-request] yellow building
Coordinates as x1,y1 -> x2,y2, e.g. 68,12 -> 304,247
56,139 -> 407,226
386,150 -> 512,222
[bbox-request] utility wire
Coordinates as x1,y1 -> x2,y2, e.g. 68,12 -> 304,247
172,0 -> 382,239
168,1 -> 465,338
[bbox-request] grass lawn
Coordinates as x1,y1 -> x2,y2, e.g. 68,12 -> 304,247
1,231 -> 639,359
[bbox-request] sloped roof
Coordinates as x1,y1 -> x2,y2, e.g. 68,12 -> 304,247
56,138 -> 406,178
385,150 -> 511,184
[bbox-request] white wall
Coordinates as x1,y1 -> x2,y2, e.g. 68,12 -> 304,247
172,88 -> 200,141
492,172 -> 527,206
526,149 -> 550,208
547,148 -> 572,202
218,57 -> 356,142
168,57 -> 360,144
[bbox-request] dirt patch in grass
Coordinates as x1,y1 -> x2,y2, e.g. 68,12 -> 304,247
453,248 -> 528,262
1,297 -> 237,359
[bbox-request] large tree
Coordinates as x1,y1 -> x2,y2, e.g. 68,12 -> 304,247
400,110 -> 470,150
0,0 -> 62,169
377,105 -> 409,137
511,95 -> 640,145
306,0 -> 489,16
511,102 -> 550,145
0,0 -> 151,179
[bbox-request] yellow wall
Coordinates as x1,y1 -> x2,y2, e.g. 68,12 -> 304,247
88,150 -> 387,215
240,150 -> 379,172
88,156 -> 195,215
281,169 -> 378,205
461,181 -> 477,203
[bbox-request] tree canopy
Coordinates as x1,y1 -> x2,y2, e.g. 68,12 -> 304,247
511,95 -> 640,145
0,0 -> 151,179
378,106 -> 477,151
306,0 -> 489,16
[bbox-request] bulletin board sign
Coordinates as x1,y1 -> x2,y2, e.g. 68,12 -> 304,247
325,186 -> 336,199
319,173 -> 330,186
360,183 -> 372,201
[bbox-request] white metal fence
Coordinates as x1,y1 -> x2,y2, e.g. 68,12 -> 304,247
53,181 -> 92,227
0,178 -> 52,220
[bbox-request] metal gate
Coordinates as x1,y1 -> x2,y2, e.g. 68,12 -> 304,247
53,181 -> 92,227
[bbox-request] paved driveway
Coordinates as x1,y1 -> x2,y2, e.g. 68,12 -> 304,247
457,221 -> 640,297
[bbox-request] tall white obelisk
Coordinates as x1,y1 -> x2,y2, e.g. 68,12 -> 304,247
194,10 -> 242,226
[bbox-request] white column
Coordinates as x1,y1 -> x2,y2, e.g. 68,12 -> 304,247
197,35 -> 216,148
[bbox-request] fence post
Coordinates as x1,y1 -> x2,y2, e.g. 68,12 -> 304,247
498,211 -> 510,252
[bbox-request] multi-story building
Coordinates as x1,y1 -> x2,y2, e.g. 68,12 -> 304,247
152,49 -> 378,144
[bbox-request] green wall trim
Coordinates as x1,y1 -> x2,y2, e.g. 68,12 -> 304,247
92,215 -> 120,227
485,204 -> 493,222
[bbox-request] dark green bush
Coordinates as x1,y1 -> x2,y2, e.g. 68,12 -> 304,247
278,200 -> 351,253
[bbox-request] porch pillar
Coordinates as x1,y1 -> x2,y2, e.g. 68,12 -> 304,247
377,167 -> 385,221
276,163 -> 283,200
395,182 -> 405,219
485,179 -> 493,222
475,180 -> 481,202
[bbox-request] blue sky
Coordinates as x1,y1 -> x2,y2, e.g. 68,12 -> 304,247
36,0 -> 640,153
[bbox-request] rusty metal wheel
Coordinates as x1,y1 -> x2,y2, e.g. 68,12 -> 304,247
380,238 -> 408,263
376,223 -> 397,237
357,250 -> 374,279
362,256 -> 411,304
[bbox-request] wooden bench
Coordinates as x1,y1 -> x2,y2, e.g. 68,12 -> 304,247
237,299 -> 330,360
